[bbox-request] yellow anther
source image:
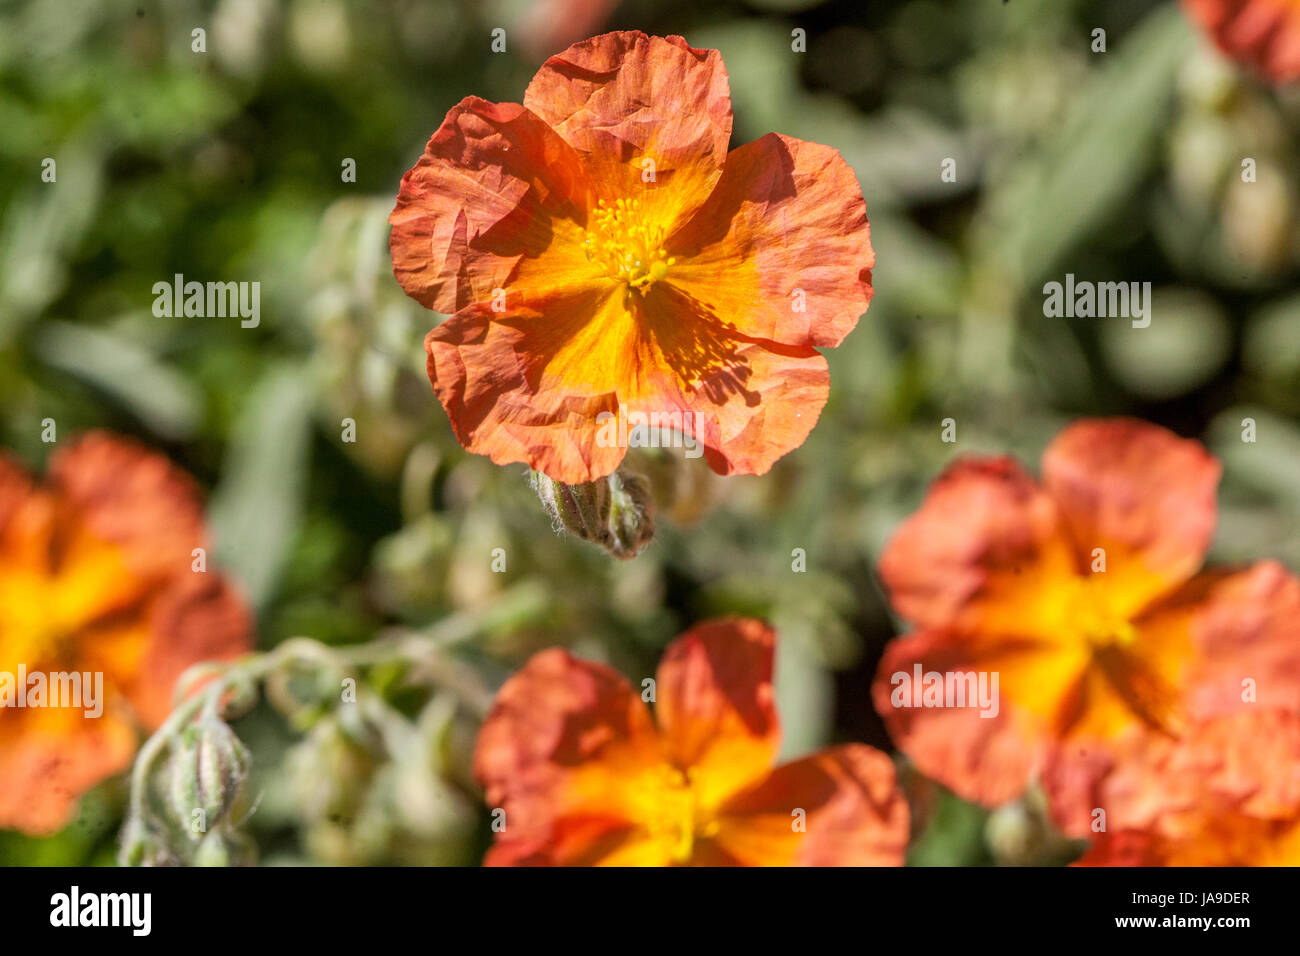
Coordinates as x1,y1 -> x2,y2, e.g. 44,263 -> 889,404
1066,577 -> 1138,649
582,197 -> 674,293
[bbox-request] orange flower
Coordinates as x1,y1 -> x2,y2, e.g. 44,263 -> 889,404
0,433 -> 252,834
475,618 -> 908,865
1076,709 -> 1300,865
390,31 -> 873,484
1183,0 -> 1300,82
870,418 -> 1300,832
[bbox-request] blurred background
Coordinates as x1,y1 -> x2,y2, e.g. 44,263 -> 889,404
0,0 -> 1297,865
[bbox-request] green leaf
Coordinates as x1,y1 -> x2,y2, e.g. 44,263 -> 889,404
982,4 -> 1193,289
32,319 -> 203,439
209,366 -> 314,611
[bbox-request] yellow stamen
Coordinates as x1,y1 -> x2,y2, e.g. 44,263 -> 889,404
1066,577 -> 1138,649
581,197 -> 676,293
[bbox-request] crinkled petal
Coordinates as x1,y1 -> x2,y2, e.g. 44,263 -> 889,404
389,96 -> 596,315
654,618 -> 779,811
426,280 -> 829,482
1040,418 -> 1220,619
1181,560 -> 1300,717
425,286 -> 635,483
0,704 -> 138,835
523,32 -> 732,232
1044,727 -> 1196,840
1056,709 -> 1300,856
49,432 -> 208,583
878,456 -> 1079,633
634,283 -> 830,477
709,744 -> 909,866
473,647 -> 670,866
872,628 -> 1053,807
667,133 -> 873,349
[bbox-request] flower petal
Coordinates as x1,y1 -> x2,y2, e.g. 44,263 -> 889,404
667,133 -> 873,349
878,456 -> 1079,633
1040,418 -> 1220,618
1052,709 -> 1300,852
0,705 -> 138,835
426,280 -> 829,482
49,431 -> 208,583
710,744 -> 909,866
1183,0 -> 1300,83
0,453 -> 33,531
424,286 -> 632,483
654,618 -> 779,811
389,96 -> 595,315
125,573 -> 253,730
473,647 -> 669,866
635,283 -> 831,477
1182,560 -> 1300,717
1042,565 -> 1300,837
523,32 -> 732,232
872,628 -> 1052,807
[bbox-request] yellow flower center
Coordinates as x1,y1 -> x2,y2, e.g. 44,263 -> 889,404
644,766 -> 719,864
0,506 -> 146,675
582,198 -> 676,293
1065,576 -> 1137,649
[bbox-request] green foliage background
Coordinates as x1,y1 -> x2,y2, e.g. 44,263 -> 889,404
1,0 -> 1298,865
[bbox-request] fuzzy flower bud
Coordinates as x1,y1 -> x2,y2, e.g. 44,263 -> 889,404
193,828 -> 256,867
168,717 -> 251,839
531,467 -> 655,559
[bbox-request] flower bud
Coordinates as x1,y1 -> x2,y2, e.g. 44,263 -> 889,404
193,828 -> 256,867
168,717 -> 251,839
118,819 -> 182,867
530,467 -> 655,559
604,470 -> 655,558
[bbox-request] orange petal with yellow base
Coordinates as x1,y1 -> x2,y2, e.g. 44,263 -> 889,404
1044,561 -> 1300,837
1073,709 -> 1300,865
523,33 -> 733,235
712,744 -> 910,866
667,133 -> 873,349
872,418 -> 1240,815
654,618 -> 779,811
389,96 -> 594,315
1041,417 -> 1220,621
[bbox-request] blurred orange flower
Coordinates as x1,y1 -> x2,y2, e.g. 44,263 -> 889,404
516,0 -> 621,62
1075,709 -> 1300,865
475,618 -> 908,865
390,31 -> 873,484
870,418 -> 1300,831
1183,0 -> 1300,82
0,433 -> 252,834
